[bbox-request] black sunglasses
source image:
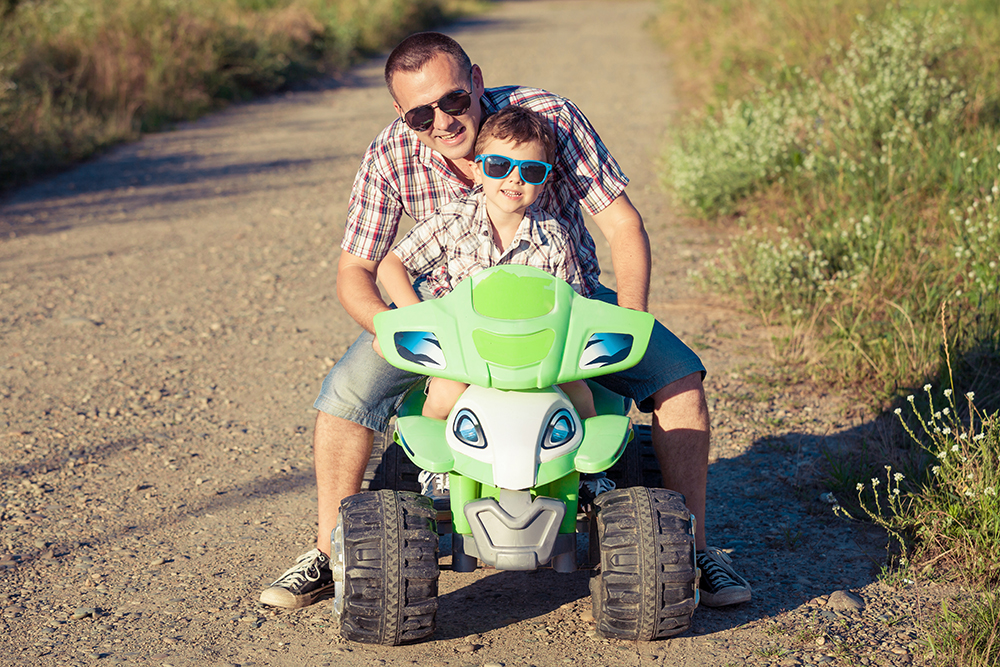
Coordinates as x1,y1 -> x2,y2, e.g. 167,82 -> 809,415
402,85 -> 473,133
475,154 -> 553,185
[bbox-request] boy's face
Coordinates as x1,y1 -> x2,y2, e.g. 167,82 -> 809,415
473,137 -> 550,219
391,54 -> 484,162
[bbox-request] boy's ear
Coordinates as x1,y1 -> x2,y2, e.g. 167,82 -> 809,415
472,162 -> 483,185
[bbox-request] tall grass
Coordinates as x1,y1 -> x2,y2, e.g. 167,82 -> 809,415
0,0 -> 466,188
655,1 -> 1000,663
663,6 -> 1000,405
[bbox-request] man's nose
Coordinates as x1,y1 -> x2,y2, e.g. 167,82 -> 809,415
432,106 -> 456,131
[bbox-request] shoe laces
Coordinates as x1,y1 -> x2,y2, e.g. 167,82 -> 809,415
580,474 -> 616,496
698,548 -> 741,588
269,549 -> 326,587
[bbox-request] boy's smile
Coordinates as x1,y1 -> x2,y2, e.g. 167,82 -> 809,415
473,138 -> 551,229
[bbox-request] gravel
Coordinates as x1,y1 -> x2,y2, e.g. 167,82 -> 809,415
0,1 -> 965,666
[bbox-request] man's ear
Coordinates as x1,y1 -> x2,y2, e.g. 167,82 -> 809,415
471,64 -> 484,95
393,101 -> 404,119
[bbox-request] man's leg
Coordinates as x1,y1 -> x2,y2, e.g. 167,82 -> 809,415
650,371 -> 751,607
260,329 -> 422,609
649,372 -> 709,549
314,411 -> 373,556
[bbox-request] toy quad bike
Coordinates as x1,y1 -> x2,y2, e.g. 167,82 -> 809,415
330,265 -> 698,645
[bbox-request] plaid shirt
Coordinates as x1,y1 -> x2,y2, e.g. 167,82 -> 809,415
392,189 -> 590,298
341,86 -> 629,295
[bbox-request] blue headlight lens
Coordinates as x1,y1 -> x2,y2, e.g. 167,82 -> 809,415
542,409 -> 576,449
453,409 -> 487,448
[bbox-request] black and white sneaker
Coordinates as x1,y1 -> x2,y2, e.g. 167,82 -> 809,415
419,471 -> 449,500
578,472 -> 616,512
259,549 -> 335,609
697,547 -> 752,607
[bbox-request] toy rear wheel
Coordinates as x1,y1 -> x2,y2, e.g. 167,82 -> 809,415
363,419 -> 421,493
335,489 -> 439,645
606,424 -> 662,489
591,487 -> 697,640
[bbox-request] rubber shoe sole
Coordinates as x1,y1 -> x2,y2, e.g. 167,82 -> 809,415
259,580 -> 336,609
698,579 -> 752,607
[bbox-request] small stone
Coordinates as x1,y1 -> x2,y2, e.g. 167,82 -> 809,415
891,648 -> 909,656
580,609 -> 594,622
816,636 -> 827,645
827,589 -> 865,612
71,607 -> 96,620
148,557 -> 166,568
454,643 -> 476,653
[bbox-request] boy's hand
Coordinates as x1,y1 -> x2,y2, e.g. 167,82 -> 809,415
372,335 -> 385,359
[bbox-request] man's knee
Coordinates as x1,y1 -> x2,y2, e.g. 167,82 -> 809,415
651,372 -> 709,425
313,410 -> 373,451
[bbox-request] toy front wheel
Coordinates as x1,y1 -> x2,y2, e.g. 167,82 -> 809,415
590,487 -> 697,640
333,490 -> 439,645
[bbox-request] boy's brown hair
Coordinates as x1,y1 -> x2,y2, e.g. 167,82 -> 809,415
475,106 -> 557,165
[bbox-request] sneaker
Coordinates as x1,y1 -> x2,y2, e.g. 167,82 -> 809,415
259,548 -> 335,609
419,470 -> 449,500
578,472 -> 616,512
696,547 -> 752,607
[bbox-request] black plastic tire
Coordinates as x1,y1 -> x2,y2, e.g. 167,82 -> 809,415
606,424 -> 662,489
591,487 -> 697,640
338,490 -> 439,645
362,420 -> 421,493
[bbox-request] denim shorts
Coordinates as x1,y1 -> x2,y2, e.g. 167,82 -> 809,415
313,284 -> 706,431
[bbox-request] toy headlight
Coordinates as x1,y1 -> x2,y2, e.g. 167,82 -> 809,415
453,409 -> 487,449
541,409 -> 576,450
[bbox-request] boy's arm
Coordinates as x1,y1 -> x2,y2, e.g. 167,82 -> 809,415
378,251 -> 421,308
590,193 -> 650,312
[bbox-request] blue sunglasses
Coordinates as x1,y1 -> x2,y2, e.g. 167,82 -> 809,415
475,154 -> 553,185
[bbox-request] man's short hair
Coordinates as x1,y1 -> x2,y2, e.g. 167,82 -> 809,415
384,32 -> 473,98
475,106 -> 557,165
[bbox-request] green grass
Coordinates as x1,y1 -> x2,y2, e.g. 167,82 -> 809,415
0,0 -> 477,189
653,1 -> 1000,664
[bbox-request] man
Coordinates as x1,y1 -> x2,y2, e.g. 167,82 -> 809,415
260,32 -> 751,610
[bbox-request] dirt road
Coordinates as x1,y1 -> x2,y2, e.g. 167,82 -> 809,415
1,2 -> 943,666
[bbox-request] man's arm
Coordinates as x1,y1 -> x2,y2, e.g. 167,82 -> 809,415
337,251 -> 389,334
590,192 -> 651,312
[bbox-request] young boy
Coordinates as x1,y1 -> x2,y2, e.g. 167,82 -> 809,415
377,105 -> 596,421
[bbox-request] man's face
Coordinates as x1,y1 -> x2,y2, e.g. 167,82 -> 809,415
392,54 -> 484,162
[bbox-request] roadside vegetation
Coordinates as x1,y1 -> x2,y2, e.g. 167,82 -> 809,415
654,1 -> 1000,664
0,0 -> 477,189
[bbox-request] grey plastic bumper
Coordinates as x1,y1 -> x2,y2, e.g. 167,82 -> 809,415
459,491 -> 572,571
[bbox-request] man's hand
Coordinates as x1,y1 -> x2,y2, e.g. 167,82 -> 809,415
337,251 -> 390,333
371,335 -> 385,359
590,193 -> 651,312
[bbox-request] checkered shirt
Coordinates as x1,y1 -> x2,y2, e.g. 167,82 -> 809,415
340,86 -> 629,295
392,189 -> 590,298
